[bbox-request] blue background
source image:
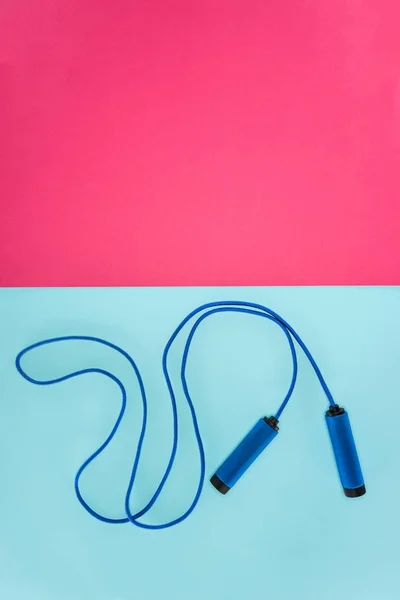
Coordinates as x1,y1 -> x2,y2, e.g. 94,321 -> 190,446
0,286 -> 399,600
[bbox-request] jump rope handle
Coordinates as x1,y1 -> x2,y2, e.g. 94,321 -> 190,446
325,405 -> 366,497
211,416 -> 279,493
211,408 -> 365,498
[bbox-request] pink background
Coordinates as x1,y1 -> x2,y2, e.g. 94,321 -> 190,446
1,1 -> 399,286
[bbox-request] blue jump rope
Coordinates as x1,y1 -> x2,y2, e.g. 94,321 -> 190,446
16,300 -> 365,530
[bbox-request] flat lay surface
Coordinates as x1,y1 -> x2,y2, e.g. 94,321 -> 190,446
0,286 -> 398,599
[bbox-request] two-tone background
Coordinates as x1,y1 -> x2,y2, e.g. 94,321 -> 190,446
1,2 -> 399,599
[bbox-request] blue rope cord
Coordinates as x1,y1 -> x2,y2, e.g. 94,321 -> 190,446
15,300 -> 335,529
